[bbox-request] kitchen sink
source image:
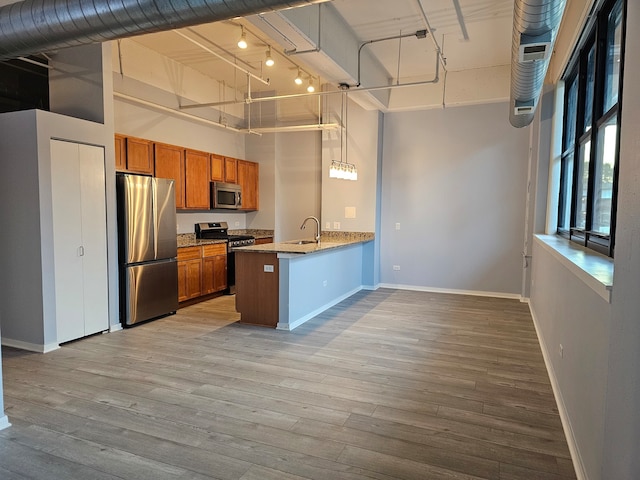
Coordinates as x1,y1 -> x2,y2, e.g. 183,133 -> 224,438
285,240 -> 318,245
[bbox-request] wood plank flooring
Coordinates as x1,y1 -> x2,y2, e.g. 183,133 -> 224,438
0,289 -> 577,479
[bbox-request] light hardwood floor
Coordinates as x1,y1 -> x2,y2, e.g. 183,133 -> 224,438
0,289 -> 576,479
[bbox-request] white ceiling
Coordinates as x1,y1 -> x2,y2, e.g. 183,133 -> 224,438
128,0 -> 515,113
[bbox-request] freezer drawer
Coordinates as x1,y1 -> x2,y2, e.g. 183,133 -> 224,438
123,259 -> 178,326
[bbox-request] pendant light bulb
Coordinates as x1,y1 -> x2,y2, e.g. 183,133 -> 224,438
294,69 -> 303,86
307,77 -> 315,93
265,47 -> 274,67
237,27 -> 248,49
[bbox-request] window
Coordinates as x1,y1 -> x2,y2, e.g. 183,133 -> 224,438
558,0 -> 626,257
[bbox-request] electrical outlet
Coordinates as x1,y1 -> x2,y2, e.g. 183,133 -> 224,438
559,344 -> 564,358
235,221 -> 240,227
322,280 -> 327,287
393,265 -> 400,271
395,223 -> 401,230
325,221 -> 331,229
264,265 -> 274,273
333,221 -> 341,230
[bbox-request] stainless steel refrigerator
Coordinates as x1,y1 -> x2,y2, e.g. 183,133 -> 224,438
117,174 -> 178,326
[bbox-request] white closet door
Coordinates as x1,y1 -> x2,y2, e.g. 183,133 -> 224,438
78,143 -> 109,336
51,140 -> 85,343
51,140 -> 109,344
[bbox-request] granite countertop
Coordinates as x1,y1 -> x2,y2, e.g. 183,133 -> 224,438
235,232 -> 374,255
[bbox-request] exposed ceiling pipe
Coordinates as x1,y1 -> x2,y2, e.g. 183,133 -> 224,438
0,0 -> 329,61
509,0 -> 567,128
179,53 -> 440,110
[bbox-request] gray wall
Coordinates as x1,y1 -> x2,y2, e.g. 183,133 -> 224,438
380,102 -> 530,295
529,4 -> 640,479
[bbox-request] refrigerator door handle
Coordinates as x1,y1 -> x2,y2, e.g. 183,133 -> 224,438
152,178 -> 158,259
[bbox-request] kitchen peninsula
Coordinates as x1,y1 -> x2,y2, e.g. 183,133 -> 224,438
235,232 -> 375,330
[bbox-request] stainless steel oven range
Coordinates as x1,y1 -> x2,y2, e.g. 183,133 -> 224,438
194,222 -> 255,294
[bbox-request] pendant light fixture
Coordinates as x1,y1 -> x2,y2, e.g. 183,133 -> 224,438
237,26 -> 248,49
329,89 -> 357,181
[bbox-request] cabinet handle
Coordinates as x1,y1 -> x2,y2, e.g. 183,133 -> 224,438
78,246 -> 85,257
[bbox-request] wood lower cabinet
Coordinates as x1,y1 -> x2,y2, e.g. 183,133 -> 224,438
202,243 -> 227,294
178,244 -> 227,302
177,247 -> 202,302
185,149 -> 210,209
154,142 -> 185,209
237,159 -> 259,211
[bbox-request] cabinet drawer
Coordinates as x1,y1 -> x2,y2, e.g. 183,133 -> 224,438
177,246 -> 201,261
202,243 -> 227,257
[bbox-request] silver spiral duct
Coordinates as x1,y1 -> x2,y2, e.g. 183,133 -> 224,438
0,0 -> 323,61
509,0 -> 567,128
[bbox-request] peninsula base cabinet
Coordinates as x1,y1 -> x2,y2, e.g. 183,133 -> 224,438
50,140 -> 109,344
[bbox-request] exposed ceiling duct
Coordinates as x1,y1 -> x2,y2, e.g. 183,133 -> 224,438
509,0 -> 567,128
0,0 -> 327,62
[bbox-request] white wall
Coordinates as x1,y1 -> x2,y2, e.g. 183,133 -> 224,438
379,102 -> 530,295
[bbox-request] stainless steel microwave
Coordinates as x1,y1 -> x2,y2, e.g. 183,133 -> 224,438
211,182 -> 242,209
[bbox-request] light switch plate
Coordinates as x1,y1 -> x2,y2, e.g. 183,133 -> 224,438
345,207 -> 356,219
334,221 -> 341,230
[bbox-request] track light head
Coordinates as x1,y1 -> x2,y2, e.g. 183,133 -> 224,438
294,69 -> 303,85
307,77 -> 315,93
237,27 -> 247,49
265,47 -> 274,67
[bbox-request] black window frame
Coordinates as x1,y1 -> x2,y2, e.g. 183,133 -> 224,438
557,0 -> 626,257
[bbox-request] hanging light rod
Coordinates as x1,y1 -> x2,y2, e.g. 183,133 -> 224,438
179,53 -> 440,110
173,29 -> 270,86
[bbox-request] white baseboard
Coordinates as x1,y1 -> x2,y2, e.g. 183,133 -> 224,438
277,286 -> 363,331
0,415 -> 11,430
362,284 -> 380,291
378,283 -> 522,300
528,304 -> 587,480
109,323 -> 123,333
1,338 -> 59,353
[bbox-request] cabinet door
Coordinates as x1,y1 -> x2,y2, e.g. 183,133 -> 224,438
210,154 -> 224,182
177,261 -> 188,302
213,255 -> 227,291
155,142 -> 185,209
186,259 -> 202,299
185,149 -> 210,209
125,136 -> 154,174
202,256 -> 215,294
114,134 -> 126,171
237,160 -> 259,211
254,237 -> 273,245
224,157 -> 238,183
50,140 -> 108,343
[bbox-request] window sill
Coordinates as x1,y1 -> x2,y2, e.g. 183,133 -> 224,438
534,234 -> 613,303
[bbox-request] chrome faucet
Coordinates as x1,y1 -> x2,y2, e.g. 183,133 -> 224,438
300,216 -> 321,244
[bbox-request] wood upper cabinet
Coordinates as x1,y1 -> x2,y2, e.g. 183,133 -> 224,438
224,157 -> 238,183
114,134 -> 126,171
210,154 -> 224,182
184,149 -> 210,209
237,160 -> 259,211
211,154 -> 238,184
154,142 -> 185,209
125,136 -> 154,175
